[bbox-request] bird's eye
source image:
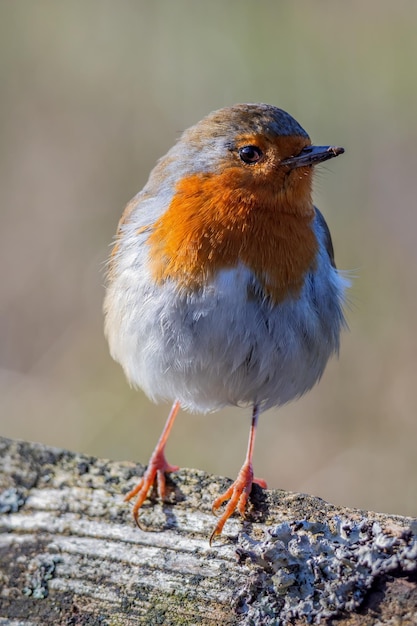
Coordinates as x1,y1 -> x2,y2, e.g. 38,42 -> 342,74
238,145 -> 263,164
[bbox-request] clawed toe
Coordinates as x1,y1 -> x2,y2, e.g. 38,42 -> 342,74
209,462 -> 263,545
125,453 -> 179,525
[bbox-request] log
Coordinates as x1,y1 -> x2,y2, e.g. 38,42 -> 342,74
0,436 -> 416,625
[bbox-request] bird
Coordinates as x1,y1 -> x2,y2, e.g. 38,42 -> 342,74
104,103 -> 347,543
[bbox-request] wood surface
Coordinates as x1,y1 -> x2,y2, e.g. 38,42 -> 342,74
0,436 -> 416,625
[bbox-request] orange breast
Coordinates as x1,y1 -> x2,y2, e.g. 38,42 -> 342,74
147,168 -> 318,303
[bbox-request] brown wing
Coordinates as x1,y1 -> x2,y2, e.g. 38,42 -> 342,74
315,207 -> 336,268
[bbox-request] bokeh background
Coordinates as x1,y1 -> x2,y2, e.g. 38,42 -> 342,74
1,1 -> 416,517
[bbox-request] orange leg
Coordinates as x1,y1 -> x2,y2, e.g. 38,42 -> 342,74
210,403 -> 266,544
125,400 -> 180,526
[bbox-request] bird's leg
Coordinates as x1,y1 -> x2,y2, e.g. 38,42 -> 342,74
210,403 -> 266,544
125,399 -> 180,526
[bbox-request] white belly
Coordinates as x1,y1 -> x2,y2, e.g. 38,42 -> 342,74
104,241 -> 346,414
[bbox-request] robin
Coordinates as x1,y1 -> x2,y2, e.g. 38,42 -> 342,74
104,103 -> 347,543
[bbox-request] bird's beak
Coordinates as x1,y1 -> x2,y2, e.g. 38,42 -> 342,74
281,145 -> 345,169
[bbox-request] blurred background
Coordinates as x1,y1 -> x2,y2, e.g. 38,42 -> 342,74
1,1 -> 416,518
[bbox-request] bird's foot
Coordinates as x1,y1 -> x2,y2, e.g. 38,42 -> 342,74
209,462 -> 267,544
125,449 -> 179,527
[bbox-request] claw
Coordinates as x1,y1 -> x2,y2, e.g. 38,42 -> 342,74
125,400 -> 180,527
253,477 -> 268,489
209,462 -> 264,545
125,450 -> 179,524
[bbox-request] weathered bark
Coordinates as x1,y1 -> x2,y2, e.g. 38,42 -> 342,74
0,436 -> 416,625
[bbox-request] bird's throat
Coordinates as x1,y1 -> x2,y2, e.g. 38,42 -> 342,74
147,170 -> 318,303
